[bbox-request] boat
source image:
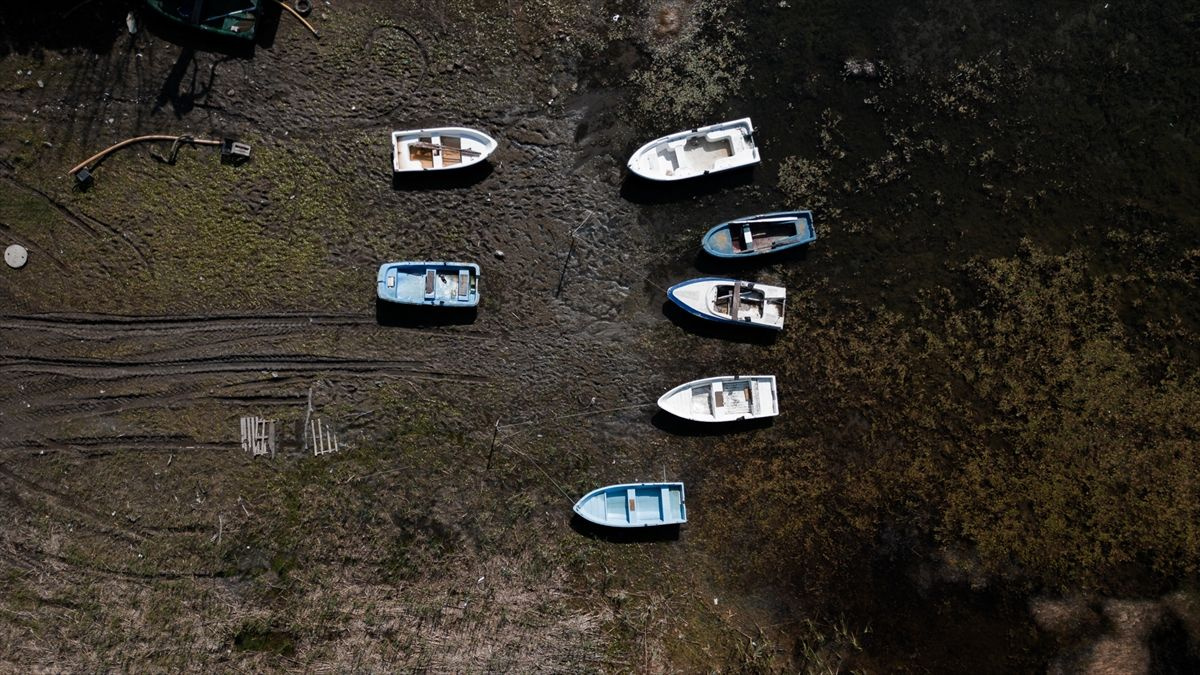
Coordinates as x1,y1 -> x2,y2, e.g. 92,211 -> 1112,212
701,210 -> 816,258
667,278 -> 786,330
391,127 -> 497,173
573,482 -> 686,528
143,0 -> 261,40
376,261 -> 480,307
657,375 -> 779,423
627,118 -> 759,181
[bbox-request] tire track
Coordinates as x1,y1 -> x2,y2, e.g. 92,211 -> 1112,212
0,174 -> 150,268
0,465 -> 147,544
0,353 -> 488,383
0,221 -> 69,270
0,312 -> 495,341
3,541 -> 226,581
2,435 -> 233,455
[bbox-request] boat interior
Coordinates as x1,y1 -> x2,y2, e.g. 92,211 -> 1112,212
404,135 -> 465,169
654,133 -> 735,174
690,379 -> 755,417
729,220 -> 800,252
598,486 -> 681,524
384,266 -> 475,302
711,285 -> 783,320
422,268 -> 474,301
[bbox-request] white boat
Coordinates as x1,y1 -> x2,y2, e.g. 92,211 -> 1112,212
391,127 -> 497,173
627,118 -> 759,181
657,375 -> 779,423
573,482 -> 686,528
667,277 -> 786,330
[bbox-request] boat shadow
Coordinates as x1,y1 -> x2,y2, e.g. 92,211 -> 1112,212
568,515 -> 681,543
391,162 -> 494,191
661,301 -> 780,346
650,410 -> 774,437
374,298 -> 478,327
692,245 -> 812,275
618,166 -> 756,205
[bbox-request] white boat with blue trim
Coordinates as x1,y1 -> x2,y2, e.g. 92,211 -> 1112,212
657,375 -> 779,423
573,482 -> 687,528
667,278 -> 786,330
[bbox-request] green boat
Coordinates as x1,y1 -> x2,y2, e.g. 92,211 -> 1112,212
144,0 -> 261,41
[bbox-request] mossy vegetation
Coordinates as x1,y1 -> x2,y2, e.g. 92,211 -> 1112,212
628,0 -> 747,125
704,241 -> 1199,599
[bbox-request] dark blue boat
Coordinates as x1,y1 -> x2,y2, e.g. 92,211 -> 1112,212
701,210 -> 816,258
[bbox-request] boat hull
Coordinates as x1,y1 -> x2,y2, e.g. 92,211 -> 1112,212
377,261 -> 480,307
392,127 -> 497,172
657,375 -> 779,422
702,211 -> 816,258
573,482 -> 686,528
627,118 -> 759,181
143,0 -> 260,40
667,277 -> 786,330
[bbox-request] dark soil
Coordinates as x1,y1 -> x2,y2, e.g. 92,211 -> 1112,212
1,0 -> 1197,671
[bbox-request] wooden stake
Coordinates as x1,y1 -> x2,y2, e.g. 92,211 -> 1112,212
486,419 -> 500,470
554,234 -> 576,298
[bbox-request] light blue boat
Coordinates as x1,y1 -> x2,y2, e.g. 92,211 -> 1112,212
377,261 -> 480,307
573,482 -> 686,528
701,210 -> 816,258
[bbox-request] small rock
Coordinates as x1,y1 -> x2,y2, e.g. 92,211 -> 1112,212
494,250 -> 505,259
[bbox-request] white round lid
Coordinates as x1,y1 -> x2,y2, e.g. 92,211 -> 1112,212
5,244 -> 28,269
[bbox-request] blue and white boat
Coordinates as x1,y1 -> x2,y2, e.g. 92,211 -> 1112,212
701,210 -> 816,258
377,261 -> 480,307
667,278 -> 786,330
573,482 -> 687,528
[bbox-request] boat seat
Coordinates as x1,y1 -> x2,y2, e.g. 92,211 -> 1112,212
457,269 -> 470,300
712,381 -> 724,410
655,146 -> 681,171
742,224 -> 753,249
424,270 -> 436,296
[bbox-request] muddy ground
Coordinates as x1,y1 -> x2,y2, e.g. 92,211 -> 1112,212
2,0 -> 1199,671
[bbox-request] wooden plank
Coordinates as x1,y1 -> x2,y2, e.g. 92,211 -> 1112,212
730,281 -> 742,319
408,140 -> 481,157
